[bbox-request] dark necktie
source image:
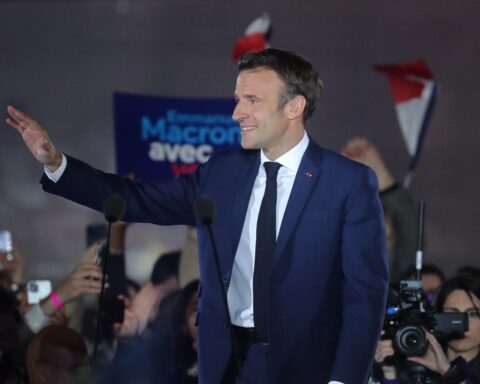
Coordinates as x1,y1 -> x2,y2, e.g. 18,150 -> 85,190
254,161 -> 282,341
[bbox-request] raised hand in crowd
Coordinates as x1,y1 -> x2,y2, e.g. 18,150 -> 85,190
0,241 -> 26,289
40,243 -> 104,317
6,105 -> 62,171
125,283 -> 163,336
113,294 -> 140,339
341,136 -> 395,191
114,278 -> 178,339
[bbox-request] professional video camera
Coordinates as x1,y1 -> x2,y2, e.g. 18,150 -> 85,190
379,279 -> 468,384
378,202 -> 468,384
384,279 -> 468,357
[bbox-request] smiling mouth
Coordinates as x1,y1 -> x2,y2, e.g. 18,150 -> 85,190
241,126 -> 256,132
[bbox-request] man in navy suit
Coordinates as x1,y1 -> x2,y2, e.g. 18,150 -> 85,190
7,49 -> 388,383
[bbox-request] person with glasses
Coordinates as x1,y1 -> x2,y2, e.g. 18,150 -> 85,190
408,275 -> 480,383
374,275 -> 480,383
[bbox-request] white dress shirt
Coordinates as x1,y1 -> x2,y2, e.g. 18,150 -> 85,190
227,131 -> 310,327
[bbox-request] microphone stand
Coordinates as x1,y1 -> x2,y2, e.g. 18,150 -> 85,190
94,194 -> 126,358
196,197 -> 243,381
93,220 -> 113,357
415,201 -> 425,282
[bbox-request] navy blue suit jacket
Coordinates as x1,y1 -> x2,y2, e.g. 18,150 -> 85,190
41,139 -> 388,383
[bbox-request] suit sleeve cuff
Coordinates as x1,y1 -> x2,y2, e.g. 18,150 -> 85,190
44,153 -> 67,182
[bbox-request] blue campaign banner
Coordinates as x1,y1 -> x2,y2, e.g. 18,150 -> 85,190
114,92 -> 240,181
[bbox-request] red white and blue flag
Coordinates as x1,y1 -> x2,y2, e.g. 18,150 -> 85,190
231,13 -> 272,61
374,60 -> 437,174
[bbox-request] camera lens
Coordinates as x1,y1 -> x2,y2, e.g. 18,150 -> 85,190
394,325 -> 428,356
405,333 -> 420,347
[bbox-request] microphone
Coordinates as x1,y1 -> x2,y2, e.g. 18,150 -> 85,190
103,194 -> 126,223
193,196 -> 242,379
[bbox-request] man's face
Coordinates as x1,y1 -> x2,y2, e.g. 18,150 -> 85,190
232,68 -> 292,160
422,273 -> 443,297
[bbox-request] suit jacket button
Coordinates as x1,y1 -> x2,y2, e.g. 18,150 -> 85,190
223,278 -> 229,288
223,321 -> 228,328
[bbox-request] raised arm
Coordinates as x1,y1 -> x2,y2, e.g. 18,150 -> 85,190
6,106 -> 62,172
341,136 -> 395,191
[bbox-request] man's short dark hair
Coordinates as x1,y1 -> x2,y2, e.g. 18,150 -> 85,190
150,250 -> 180,286
401,263 -> 446,282
237,48 -> 323,124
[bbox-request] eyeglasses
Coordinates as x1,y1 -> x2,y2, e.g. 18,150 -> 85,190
444,309 -> 480,319
466,310 -> 480,319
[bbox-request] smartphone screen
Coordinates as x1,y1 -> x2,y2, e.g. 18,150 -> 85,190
0,230 -> 13,253
27,280 -> 52,304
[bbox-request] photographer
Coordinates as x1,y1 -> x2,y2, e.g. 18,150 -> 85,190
374,276 -> 480,383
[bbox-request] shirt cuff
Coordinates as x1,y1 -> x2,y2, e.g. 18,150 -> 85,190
44,153 -> 67,182
329,382 -> 345,384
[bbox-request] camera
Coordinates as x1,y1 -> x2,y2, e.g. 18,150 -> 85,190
377,279 -> 469,383
384,280 -> 468,357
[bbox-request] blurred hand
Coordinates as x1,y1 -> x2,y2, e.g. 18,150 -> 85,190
374,332 -> 397,379
80,241 -> 105,265
129,282 -> 161,334
407,331 -> 451,374
375,339 -> 395,364
114,294 -> 140,338
55,262 -> 104,304
6,106 -> 62,171
341,137 -> 395,191
0,242 -> 26,285
50,308 -> 69,327
41,262 -> 103,317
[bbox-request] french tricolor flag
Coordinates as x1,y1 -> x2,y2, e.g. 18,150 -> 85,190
374,61 -> 437,179
231,13 -> 272,61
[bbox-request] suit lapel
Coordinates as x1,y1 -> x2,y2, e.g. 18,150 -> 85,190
274,141 -> 324,265
226,151 -> 260,270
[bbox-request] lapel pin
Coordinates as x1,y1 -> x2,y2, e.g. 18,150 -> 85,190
305,171 -> 313,178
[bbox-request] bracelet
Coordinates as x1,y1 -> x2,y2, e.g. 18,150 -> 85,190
49,291 -> 64,310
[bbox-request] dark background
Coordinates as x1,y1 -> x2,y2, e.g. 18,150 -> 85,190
1,0 -> 479,283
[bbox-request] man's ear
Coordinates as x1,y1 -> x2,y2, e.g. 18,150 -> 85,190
285,95 -> 306,121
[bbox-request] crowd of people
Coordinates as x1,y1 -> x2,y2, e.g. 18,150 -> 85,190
2,46 -> 479,383
1,136 -> 479,384
0,221 -> 200,384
